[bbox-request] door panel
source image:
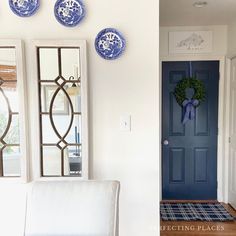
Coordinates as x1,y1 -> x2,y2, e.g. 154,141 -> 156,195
169,148 -> 185,183
162,61 -> 219,200
194,148 -> 208,182
229,58 -> 236,209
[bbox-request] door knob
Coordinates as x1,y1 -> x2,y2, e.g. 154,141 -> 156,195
163,140 -> 169,145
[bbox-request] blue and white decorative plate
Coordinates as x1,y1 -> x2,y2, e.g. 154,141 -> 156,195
54,0 -> 85,27
95,28 -> 126,60
9,0 -> 40,17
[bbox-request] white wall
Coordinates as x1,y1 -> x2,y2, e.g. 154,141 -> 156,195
0,1 -> 159,236
160,25 -> 228,57
228,24 -> 236,55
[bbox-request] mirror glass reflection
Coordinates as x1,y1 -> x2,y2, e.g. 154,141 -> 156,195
0,47 -> 21,177
38,47 -> 82,177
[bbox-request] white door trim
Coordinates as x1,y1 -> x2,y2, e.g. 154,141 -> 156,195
159,55 -> 227,202
224,55 -> 236,207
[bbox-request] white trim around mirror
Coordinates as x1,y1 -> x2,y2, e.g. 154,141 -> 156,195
30,40 -> 89,180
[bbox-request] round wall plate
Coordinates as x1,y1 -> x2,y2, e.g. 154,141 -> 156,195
95,28 -> 126,60
9,0 -> 40,17
54,0 -> 85,27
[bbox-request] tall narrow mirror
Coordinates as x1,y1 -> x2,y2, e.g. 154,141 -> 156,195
0,40 -> 27,180
34,41 -> 88,178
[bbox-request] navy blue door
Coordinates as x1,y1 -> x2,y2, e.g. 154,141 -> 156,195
162,61 -> 219,200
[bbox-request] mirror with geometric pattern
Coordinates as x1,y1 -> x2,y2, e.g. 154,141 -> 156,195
37,45 -> 86,177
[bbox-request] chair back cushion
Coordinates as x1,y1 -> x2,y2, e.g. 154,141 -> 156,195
24,180 -> 120,236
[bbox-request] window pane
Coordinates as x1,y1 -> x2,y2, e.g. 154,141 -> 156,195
65,145 -> 82,177
4,82 -> 18,112
65,114 -> 81,143
39,49 -> 59,81
42,146 -> 61,176
61,48 -> 80,80
4,115 -> 20,144
42,115 -> 58,143
42,146 -> 70,176
3,146 -> 20,177
70,92 -> 81,113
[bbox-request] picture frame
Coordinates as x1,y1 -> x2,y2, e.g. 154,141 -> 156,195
43,85 -> 69,115
169,31 -> 213,54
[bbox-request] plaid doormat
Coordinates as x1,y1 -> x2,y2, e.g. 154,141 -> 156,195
160,203 -> 235,221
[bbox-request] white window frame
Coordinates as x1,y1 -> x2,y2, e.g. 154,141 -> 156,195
0,39 -> 29,183
29,40 -> 89,180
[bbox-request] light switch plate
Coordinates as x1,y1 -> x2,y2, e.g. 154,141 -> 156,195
120,115 -> 131,132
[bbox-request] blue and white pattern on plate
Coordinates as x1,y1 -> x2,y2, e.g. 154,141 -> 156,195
54,0 -> 85,27
95,28 -> 126,60
9,0 -> 40,17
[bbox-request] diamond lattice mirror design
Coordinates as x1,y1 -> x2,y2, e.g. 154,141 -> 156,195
0,53 -> 20,177
0,41 -> 27,180
37,43 -> 88,178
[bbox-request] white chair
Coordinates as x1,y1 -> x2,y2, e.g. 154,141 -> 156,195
24,180 -> 120,236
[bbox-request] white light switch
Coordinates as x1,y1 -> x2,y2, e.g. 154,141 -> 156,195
120,115 -> 131,132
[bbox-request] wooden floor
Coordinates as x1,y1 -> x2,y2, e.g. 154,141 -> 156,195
161,203 -> 236,236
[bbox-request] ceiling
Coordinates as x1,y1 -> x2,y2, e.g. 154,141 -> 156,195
160,0 -> 236,26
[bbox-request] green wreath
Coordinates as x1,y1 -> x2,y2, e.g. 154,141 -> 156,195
174,77 -> 206,106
